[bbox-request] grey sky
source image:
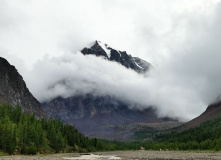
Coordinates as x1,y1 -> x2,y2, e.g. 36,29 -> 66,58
1,0 -> 221,120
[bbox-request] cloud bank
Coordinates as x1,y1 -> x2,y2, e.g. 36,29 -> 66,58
1,0 -> 221,121
25,52 -> 204,121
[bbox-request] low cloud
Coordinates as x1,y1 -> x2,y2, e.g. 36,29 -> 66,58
24,52 -> 203,121
1,0 -> 221,121
26,7 -> 221,120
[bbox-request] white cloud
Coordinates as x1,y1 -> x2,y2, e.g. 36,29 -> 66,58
25,52 -> 203,121
1,0 -> 221,121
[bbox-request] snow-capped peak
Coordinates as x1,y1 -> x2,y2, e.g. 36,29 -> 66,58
81,40 -> 151,74
97,41 -> 111,58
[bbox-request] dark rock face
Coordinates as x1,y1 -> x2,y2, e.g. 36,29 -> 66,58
0,57 -> 47,118
43,94 -> 170,140
81,41 -> 151,74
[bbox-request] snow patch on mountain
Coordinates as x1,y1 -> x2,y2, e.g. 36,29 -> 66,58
97,41 -> 111,58
134,61 -> 144,69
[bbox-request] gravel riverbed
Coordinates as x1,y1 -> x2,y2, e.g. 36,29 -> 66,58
1,151 -> 221,160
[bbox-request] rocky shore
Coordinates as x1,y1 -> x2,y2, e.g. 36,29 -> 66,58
1,151 -> 221,160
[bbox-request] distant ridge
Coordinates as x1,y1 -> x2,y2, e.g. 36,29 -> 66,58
181,101 -> 221,131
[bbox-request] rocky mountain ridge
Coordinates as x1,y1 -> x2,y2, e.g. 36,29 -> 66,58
43,94 -> 173,140
180,101 -> 221,131
81,40 -> 151,74
0,57 -> 47,118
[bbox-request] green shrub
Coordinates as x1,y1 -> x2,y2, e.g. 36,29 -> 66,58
28,146 -> 37,155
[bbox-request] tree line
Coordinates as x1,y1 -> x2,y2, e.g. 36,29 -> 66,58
1,103 -> 221,155
0,104 -> 115,155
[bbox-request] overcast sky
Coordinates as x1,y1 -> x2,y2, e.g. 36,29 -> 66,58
1,0 -> 221,121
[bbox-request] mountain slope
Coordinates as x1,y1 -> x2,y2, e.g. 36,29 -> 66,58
180,101 -> 221,131
43,94 -> 173,140
0,57 -> 47,118
81,40 -> 151,74
43,41 -> 176,140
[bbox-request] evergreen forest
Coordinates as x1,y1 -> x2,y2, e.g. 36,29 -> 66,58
0,104 -> 114,155
1,104 -> 221,155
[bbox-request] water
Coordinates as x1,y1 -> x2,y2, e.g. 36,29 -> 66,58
62,153 -> 122,160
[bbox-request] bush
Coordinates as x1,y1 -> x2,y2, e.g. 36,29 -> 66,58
20,145 -> 28,154
28,146 -> 37,155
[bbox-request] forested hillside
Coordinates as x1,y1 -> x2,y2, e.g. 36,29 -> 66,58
0,104 -> 114,155
2,103 -> 221,156
106,115 -> 221,151
153,115 -> 221,151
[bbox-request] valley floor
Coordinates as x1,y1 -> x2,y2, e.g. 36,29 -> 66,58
1,151 -> 221,160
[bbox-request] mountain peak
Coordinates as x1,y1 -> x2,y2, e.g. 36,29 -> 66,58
92,40 -> 112,58
81,41 -> 151,74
